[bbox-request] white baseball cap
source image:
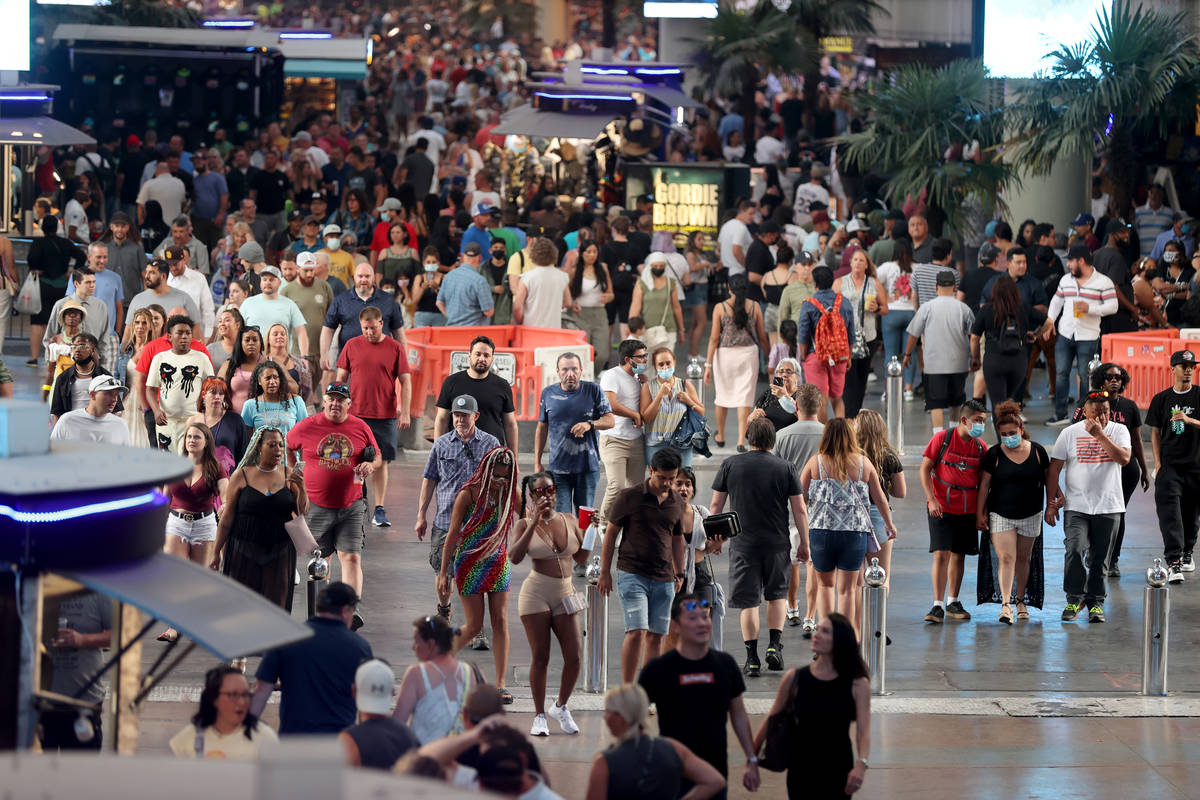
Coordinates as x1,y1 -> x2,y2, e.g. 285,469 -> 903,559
88,375 -> 128,395
354,659 -> 395,715
296,251 -> 317,268
322,223 -> 342,237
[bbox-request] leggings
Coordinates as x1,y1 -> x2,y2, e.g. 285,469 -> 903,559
982,353 -> 1026,410
842,351 -> 874,418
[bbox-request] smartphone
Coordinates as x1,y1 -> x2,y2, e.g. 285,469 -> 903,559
772,376 -> 784,387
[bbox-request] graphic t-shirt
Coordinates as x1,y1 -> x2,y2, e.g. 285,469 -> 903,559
146,349 -> 213,419
1145,385 -> 1200,470
1050,420 -> 1132,515
286,414 -> 380,509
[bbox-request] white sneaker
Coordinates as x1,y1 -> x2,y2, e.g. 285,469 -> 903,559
547,702 -> 580,735
1183,554 -> 1196,572
530,713 -> 549,737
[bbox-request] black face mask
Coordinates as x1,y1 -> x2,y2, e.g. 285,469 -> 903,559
491,250 -> 506,260
651,267 -> 666,277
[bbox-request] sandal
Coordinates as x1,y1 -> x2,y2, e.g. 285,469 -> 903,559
999,605 -> 1013,625
157,628 -> 179,643
499,688 -> 514,705
1016,602 -> 1029,621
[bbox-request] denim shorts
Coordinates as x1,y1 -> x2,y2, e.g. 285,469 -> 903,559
615,568 -> 675,635
869,505 -> 887,537
809,528 -> 870,572
683,282 -> 708,308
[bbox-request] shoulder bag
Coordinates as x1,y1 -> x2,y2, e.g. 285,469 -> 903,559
758,669 -> 800,771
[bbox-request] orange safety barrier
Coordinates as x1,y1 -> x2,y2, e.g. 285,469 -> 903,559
405,325 -> 593,420
1102,329 -> 1186,408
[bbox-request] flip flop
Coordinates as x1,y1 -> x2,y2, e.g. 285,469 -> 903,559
157,628 -> 179,643
499,688 -> 514,705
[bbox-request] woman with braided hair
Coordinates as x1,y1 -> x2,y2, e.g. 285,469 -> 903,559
436,446 -> 518,703
212,425 -> 307,611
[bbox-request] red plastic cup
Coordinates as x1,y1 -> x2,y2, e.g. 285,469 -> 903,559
578,506 -> 595,529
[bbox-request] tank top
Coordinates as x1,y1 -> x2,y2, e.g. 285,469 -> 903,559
526,512 -> 584,561
763,271 -> 787,305
169,473 -> 223,513
808,455 -> 873,533
840,274 -> 877,343
228,366 -> 253,414
602,736 -> 682,799
640,277 -> 676,332
575,274 -> 605,308
411,661 -> 471,744
718,301 -> 757,348
644,376 -> 689,446
344,717 -> 419,770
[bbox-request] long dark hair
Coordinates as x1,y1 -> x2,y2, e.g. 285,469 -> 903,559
1016,218 -> 1037,248
519,471 -> 555,516
191,665 -> 260,739
892,238 -> 913,273
248,360 -> 293,405
825,612 -> 869,683
183,422 -> 224,494
570,241 -> 608,296
729,274 -> 750,330
228,326 -> 263,375
991,275 -> 1020,327
779,318 -> 799,359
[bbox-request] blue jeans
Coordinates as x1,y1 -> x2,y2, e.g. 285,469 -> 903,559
615,568 -> 676,634
413,311 -> 446,327
645,440 -> 693,468
1053,335 -> 1099,418
880,308 -> 919,386
553,470 -> 598,514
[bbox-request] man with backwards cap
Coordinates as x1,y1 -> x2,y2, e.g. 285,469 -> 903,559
238,261 -> 309,358
50,374 -> 131,445
1146,349 -> 1200,583
339,658 -> 421,769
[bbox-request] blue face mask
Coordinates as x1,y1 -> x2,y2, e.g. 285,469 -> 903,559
779,395 -> 797,415
656,368 -> 674,381
968,422 -> 987,439
631,361 -> 647,375
1000,433 -> 1022,449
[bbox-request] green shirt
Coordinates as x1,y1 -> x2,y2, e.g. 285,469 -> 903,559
777,280 -> 817,327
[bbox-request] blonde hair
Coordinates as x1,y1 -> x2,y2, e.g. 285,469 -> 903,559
853,409 -> 895,476
604,683 -> 649,743
818,417 -> 861,481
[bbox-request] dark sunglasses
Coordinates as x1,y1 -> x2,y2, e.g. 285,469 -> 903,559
679,599 -> 711,612
1104,373 -> 1124,380
531,485 -> 557,497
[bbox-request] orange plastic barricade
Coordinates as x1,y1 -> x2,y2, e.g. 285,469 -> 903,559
405,325 -> 593,420
1103,330 -> 1176,408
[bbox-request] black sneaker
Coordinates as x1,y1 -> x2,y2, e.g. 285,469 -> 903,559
924,605 -> 945,624
765,644 -> 784,671
1168,562 -> 1185,584
742,657 -> 761,677
1061,603 -> 1082,621
945,601 -> 972,620
469,632 -> 490,651
1183,554 -> 1196,573
437,603 -> 452,622
1108,563 -> 1121,579
351,610 -> 365,631
1088,606 -> 1106,623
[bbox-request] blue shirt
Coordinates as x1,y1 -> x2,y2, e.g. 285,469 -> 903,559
717,112 -> 744,142
437,264 -> 494,326
459,224 -> 493,255
67,269 -> 125,335
538,381 -> 610,473
1149,228 -> 1194,261
504,226 -> 527,249
241,396 -> 308,435
192,171 -> 228,219
255,616 -> 372,735
796,288 -> 858,352
423,427 -> 502,529
324,288 -> 405,347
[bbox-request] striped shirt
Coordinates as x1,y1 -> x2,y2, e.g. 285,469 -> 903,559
912,262 -> 959,307
1047,270 -> 1117,342
1135,203 -> 1174,256
422,428 -> 502,529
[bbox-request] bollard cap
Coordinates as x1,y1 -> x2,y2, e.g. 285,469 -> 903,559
1147,557 -> 1170,588
308,551 -> 330,581
585,554 -> 603,585
864,557 -> 887,587
886,356 -> 903,377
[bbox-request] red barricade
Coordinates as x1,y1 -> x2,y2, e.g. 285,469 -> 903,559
1102,330 -> 1177,408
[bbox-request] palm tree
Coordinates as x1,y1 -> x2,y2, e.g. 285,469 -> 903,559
1005,0 -> 1200,218
838,59 -> 1018,240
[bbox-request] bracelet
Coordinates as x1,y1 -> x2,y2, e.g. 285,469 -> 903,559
42,384 -> 52,391
704,363 -> 712,368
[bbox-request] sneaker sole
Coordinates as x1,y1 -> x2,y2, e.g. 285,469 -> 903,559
924,615 -> 944,623
946,613 -> 971,620
743,666 -> 761,677
1183,565 -> 1196,573
765,652 -> 784,671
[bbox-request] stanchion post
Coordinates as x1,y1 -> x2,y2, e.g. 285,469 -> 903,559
583,554 -> 608,694
860,557 -> 887,696
885,357 -> 904,453
687,357 -> 705,424
305,549 -> 330,620
1142,558 -> 1170,697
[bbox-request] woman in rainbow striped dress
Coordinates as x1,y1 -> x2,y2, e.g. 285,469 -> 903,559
436,446 -> 519,703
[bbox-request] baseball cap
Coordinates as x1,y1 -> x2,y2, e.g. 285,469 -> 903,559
287,209 -> 303,222
984,220 -> 999,239
845,218 -> 866,234
1171,349 -> 1196,367
323,223 -> 342,236
1066,244 -> 1092,261
238,241 -> 265,263
451,394 -> 479,414
606,205 -> 626,220
759,220 -> 781,234
88,374 -> 128,394
297,251 -> 317,268
1071,212 -> 1095,227
293,130 -> 313,143
935,270 -> 958,287
354,659 -> 396,715
978,241 -> 1000,265
162,245 -> 187,262
796,250 -> 816,264
471,201 -> 498,217
1175,210 -> 1193,222
377,197 -> 403,212
302,214 -> 320,226
110,211 -> 133,226
310,191 -> 326,202
260,265 -> 282,279
1109,217 -> 1132,231
126,134 -> 141,147
325,381 -> 351,398
810,209 -> 830,225
463,242 -> 483,256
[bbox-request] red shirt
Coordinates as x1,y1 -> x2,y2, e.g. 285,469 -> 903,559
922,428 -> 986,516
287,413 -> 379,509
336,335 -> 410,419
136,337 -> 213,403
370,220 -> 416,254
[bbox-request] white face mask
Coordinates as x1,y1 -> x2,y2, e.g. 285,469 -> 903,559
1164,250 -> 1179,263
326,237 -> 341,251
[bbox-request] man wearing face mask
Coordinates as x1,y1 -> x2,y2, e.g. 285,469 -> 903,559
482,239 -> 513,324
321,223 -> 357,288
1045,245 -> 1118,426
597,339 -> 650,532
919,398 -> 990,624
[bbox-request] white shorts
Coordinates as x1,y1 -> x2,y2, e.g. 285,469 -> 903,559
989,511 -> 1042,539
166,512 -> 217,544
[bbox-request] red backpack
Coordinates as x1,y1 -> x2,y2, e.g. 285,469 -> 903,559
808,295 -> 851,366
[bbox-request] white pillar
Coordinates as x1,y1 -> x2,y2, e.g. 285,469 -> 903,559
658,18 -> 706,94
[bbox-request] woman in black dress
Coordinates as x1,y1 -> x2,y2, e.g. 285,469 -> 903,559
211,426 -> 307,611
755,612 -> 871,799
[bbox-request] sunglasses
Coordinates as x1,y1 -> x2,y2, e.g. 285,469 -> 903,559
679,599 -> 711,612
531,485 -> 557,497
1086,391 -> 1110,400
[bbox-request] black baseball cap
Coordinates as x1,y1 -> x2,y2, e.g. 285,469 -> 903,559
325,381 -> 351,398
316,581 -> 359,610
935,269 -> 958,287
759,220 -> 781,234
1171,349 -> 1196,368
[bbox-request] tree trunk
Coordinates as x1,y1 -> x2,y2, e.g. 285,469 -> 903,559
602,0 -> 616,49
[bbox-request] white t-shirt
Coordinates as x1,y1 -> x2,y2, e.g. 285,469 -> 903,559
519,266 -> 569,329
754,136 -> 785,165
63,199 -> 89,243
146,349 -> 214,420
69,375 -> 93,411
876,261 -> 916,312
50,409 -> 131,445
717,218 -> 752,275
168,723 -> 278,760
599,366 -> 644,441
1050,420 -> 1132,515
793,182 -> 831,220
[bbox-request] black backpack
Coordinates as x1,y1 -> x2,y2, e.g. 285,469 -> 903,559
996,313 -> 1023,356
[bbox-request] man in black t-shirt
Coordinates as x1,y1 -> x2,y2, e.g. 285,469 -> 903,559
434,335 -> 518,449
639,593 -> 760,798
1146,349 -> 1200,582
710,418 -> 808,677
744,221 -> 779,304
250,150 -> 291,238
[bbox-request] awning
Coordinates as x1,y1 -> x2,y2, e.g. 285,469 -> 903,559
493,106 -> 612,140
643,85 -> 703,110
284,58 -> 367,80
0,117 -> 95,147
62,554 -> 312,660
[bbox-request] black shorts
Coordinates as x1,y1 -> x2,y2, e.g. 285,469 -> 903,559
928,513 -> 979,555
362,416 -> 398,461
728,546 -> 791,608
924,372 -> 967,412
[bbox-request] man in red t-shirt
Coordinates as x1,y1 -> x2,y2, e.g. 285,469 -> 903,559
287,382 -> 381,630
918,399 -> 989,625
132,304 -> 213,446
336,305 -> 411,529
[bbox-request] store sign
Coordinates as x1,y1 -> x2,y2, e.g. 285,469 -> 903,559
820,36 -> 853,53
652,167 -> 721,235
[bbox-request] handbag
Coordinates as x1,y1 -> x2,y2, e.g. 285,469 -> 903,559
15,272 -> 40,316
702,511 -> 741,539
560,590 -> 588,615
758,671 -> 799,771
284,514 -> 320,556
642,277 -> 675,351
707,266 -> 730,304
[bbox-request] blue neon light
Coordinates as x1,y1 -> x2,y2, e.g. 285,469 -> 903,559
0,492 -> 161,524
0,95 -> 49,102
202,19 -> 256,28
581,67 -> 630,75
279,31 -> 333,39
535,92 -> 635,102
635,68 -> 682,76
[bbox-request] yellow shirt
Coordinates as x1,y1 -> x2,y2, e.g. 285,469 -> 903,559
322,248 -> 357,287
169,722 -> 277,760
505,248 -> 537,278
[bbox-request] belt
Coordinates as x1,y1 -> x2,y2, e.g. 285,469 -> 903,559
170,509 -> 214,522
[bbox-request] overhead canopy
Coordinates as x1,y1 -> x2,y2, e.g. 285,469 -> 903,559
493,106 -> 612,140
62,554 -> 312,660
642,85 -> 702,110
0,117 -> 95,148
284,59 -> 367,80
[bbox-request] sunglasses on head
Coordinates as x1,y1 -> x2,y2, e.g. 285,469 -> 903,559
679,599 -> 711,612
1086,390 -> 1110,400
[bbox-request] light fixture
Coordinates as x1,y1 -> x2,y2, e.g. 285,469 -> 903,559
202,18 -> 255,28
0,491 -> 162,524
279,31 -> 333,40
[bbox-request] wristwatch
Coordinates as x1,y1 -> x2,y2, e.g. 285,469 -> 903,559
857,757 -> 870,769
587,420 -> 595,431
674,572 -> 686,580
746,756 -> 759,765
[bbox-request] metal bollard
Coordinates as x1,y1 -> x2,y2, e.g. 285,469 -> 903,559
860,558 -> 887,695
687,356 -> 705,423
583,555 -> 609,693
885,357 -> 904,453
304,549 -> 330,619
1142,558 -> 1170,696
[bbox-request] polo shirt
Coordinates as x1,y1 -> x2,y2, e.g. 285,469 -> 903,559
324,288 -> 405,348
608,480 -> 685,582
437,264 -> 494,326
255,616 -> 372,735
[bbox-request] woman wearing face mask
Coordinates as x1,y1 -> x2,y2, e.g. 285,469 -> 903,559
1130,256 -> 1170,329
975,401 -> 1049,624
749,358 -> 802,432
412,246 -> 447,327
1150,240 -> 1192,327
627,253 -> 685,354
640,347 -> 704,467
569,241 -> 615,372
